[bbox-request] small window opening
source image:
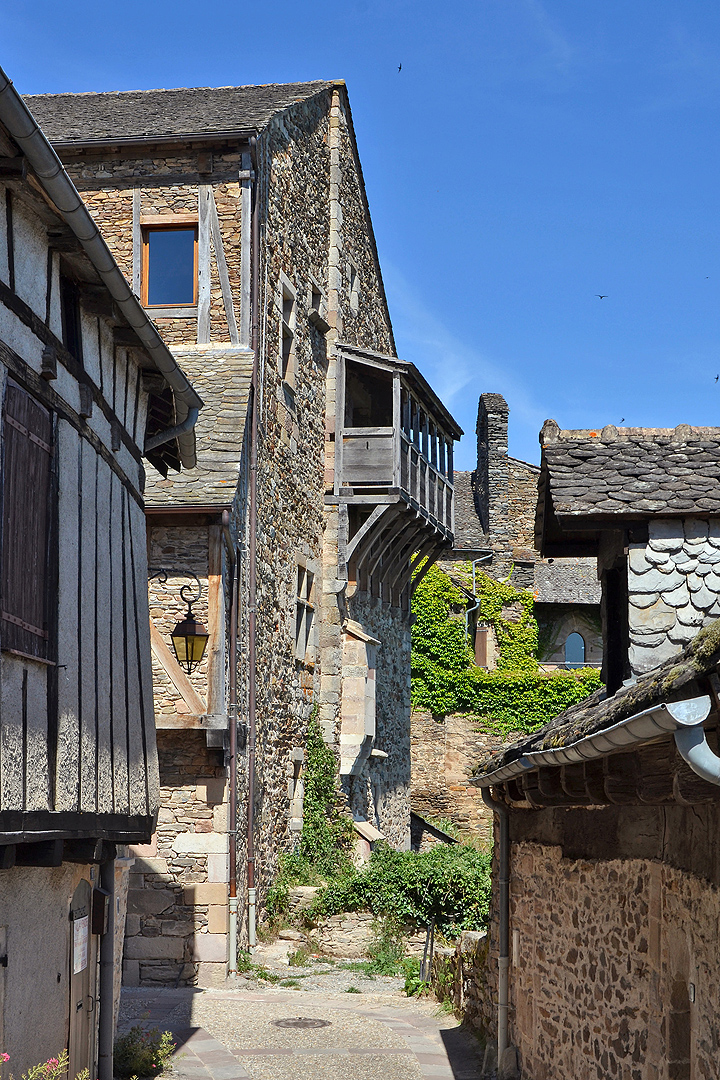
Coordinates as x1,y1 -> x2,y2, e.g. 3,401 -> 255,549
60,275 -> 83,363
344,360 -> 393,427
295,565 -> 315,661
438,438 -> 446,475
142,226 -> 197,307
430,425 -> 438,468
280,280 -> 297,389
349,265 -> 359,314
565,632 -> 585,669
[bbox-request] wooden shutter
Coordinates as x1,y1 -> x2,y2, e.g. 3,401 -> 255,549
1,382 -> 53,659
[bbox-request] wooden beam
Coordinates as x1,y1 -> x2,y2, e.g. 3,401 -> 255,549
604,752 -> 639,804
583,760 -> 609,804
0,128 -> 17,158
15,839 -> 63,866
637,741 -> 675,804
560,763 -> 594,804
206,524 -> 225,717
239,150 -> 252,347
208,189 -> 239,345
149,616 -> 207,715
197,185 -> 211,343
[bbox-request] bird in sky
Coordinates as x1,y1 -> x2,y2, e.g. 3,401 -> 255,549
398,63 -> 402,72
620,418 -> 625,423
715,376 -> 718,382
596,294 -> 608,300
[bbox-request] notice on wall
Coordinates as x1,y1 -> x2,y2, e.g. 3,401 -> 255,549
73,915 -> 89,975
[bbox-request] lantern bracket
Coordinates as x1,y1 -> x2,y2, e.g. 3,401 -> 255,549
148,568 -> 203,610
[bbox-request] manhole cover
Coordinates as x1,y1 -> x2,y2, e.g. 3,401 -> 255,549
272,1017 -> 332,1029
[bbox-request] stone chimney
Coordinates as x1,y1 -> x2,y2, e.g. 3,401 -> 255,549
476,394 -> 512,560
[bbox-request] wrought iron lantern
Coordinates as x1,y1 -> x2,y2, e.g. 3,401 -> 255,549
149,570 -> 209,675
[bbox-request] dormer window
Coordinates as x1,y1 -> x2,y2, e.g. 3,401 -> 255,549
142,225 -> 197,307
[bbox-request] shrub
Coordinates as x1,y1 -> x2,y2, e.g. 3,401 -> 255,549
113,1026 -> 175,1078
312,842 -> 492,939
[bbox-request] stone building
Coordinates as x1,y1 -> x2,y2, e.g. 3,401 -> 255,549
409,396 -> 602,842
447,392 -> 602,669
471,420 -> 720,1080
0,72 -> 199,1076
27,81 -> 462,986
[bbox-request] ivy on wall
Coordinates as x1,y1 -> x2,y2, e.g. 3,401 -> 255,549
411,562 -> 603,734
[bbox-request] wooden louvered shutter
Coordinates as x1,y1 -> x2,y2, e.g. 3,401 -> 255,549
1,382 -> 53,659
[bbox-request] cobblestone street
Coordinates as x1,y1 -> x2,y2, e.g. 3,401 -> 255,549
119,986 -> 484,1080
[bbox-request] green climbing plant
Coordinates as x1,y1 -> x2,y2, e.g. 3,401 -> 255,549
411,562 -> 603,732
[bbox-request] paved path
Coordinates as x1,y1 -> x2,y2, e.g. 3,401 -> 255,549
119,986 -> 485,1080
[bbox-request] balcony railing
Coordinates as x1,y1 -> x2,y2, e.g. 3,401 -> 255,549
335,346 -> 463,604
336,353 -> 458,535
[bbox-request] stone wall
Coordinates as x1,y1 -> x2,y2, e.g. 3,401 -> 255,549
472,833 -> 720,1080
629,517 -> 720,674
411,713 -> 509,840
342,594 -> 413,848
124,732 -> 228,987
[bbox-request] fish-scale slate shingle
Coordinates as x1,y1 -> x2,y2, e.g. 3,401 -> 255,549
144,348 -> 253,507
23,81 -> 336,144
541,421 -> 720,519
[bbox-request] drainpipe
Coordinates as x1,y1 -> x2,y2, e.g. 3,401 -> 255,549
145,407 -> 200,453
97,856 -> 116,1080
246,134 -> 260,950
223,510 -> 239,973
464,552 -> 493,638
482,788 -> 509,1061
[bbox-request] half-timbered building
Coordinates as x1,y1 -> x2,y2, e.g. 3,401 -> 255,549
26,81 -> 462,986
0,70 -> 200,1075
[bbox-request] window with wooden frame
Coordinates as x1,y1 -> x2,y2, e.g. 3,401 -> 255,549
142,224 -> 198,308
295,563 -> 315,662
1,381 -> 54,661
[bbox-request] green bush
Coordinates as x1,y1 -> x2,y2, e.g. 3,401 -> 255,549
113,1026 -> 175,1078
312,842 -> 492,939
411,659 -> 603,736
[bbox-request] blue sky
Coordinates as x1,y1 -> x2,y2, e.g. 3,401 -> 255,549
3,0 -> 720,468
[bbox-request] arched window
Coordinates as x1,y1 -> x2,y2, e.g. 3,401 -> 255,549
565,632 -> 585,669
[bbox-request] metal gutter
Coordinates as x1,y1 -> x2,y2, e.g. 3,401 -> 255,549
472,695 -> 719,788
0,66 -> 203,469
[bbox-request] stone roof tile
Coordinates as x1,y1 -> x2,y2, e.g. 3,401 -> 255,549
145,347 -> 253,507
23,81 -> 336,144
542,423 -> 720,518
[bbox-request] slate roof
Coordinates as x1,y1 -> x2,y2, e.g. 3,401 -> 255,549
541,420 -> 720,519
534,558 -> 601,604
473,616 -> 720,783
144,347 -> 253,506
23,81 -> 336,145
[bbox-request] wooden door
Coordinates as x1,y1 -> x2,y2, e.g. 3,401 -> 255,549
68,881 -> 97,1079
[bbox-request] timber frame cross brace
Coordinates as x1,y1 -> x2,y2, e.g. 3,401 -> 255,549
147,568 -> 208,716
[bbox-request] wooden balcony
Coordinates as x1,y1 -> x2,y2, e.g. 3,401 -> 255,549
333,345 -> 463,604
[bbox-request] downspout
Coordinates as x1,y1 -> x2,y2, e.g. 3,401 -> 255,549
222,510 -> 239,973
97,856 -> 116,1080
145,407 -> 200,453
464,551 -> 493,638
482,788 -> 509,1061
246,134 -> 260,950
